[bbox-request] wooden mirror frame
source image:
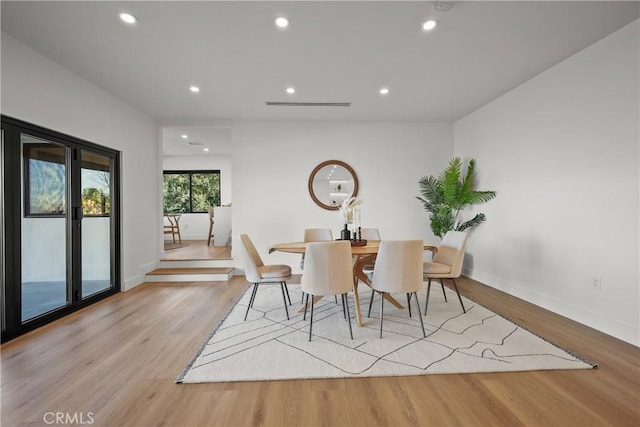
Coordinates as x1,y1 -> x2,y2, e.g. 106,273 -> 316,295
308,160 -> 359,211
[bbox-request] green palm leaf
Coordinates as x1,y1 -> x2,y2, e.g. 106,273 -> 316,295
455,213 -> 487,232
441,157 -> 462,207
417,175 -> 443,214
417,157 -> 496,237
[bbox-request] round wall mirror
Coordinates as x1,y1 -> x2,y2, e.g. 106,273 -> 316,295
308,160 -> 359,210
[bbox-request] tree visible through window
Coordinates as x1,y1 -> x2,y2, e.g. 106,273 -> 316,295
163,170 -> 220,213
82,169 -> 111,216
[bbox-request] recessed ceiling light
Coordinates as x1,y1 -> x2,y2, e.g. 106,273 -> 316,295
189,85 -> 200,93
119,12 -> 137,24
181,134 -> 188,139
275,17 -> 289,28
204,148 -> 209,152
422,20 -> 437,31
286,87 -> 295,94
379,88 -> 390,95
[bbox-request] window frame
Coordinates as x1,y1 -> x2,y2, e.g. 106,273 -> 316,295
163,170 -> 221,214
22,142 -> 68,218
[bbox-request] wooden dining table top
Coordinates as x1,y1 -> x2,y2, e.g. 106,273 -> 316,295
269,240 -> 437,255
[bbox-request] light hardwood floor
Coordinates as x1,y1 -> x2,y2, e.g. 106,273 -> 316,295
1,274 -> 638,426
162,240 -> 232,260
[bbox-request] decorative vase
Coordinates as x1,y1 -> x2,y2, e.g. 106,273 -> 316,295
340,223 -> 351,240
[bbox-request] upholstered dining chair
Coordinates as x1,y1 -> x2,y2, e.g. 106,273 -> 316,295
301,241 -> 354,342
423,231 -> 468,315
300,228 -> 334,302
359,228 -> 381,241
369,240 -> 426,338
301,228 -> 334,268
238,234 -> 292,321
207,207 -> 215,246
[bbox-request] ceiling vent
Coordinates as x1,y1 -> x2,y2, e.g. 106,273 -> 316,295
434,1 -> 454,11
266,102 -> 351,107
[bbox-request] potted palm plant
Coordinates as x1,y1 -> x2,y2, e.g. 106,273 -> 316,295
417,157 -> 496,238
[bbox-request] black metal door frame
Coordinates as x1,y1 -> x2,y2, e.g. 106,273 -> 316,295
1,115 -> 121,342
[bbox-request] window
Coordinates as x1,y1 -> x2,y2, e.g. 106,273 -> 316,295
23,140 -> 67,216
23,140 -> 112,217
81,151 -> 111,217
163,170 -> 220,213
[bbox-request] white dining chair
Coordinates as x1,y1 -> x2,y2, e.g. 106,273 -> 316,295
300,228 -> 334,268
369,240 -> 426,338
238,234 -> 293,321
301,241 -> 354,342
423,231 -> 468,315
359,227 -> 381,241
300,228 -> 334,302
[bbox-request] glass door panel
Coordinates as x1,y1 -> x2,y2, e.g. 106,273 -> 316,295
81,151 -> 112,297
1,129 -> 5,333
21,135 -> 69,321
2,115 -> 121,342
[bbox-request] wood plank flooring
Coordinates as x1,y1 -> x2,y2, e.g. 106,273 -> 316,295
162,240 -> 232,260
146,267 -> 235,275
1,275 -> 638,426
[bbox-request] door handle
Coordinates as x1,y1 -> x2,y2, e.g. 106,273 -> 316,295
72,206 -> 83,221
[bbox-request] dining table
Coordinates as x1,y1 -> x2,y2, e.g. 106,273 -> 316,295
269,240 -> 437,327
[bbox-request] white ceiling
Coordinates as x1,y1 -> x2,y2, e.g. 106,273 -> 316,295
1,1 -> 638,154
162,126 -> 232,156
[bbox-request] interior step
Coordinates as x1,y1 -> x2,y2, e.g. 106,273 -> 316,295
158,259 -> 233,268
145,267 -> 235,282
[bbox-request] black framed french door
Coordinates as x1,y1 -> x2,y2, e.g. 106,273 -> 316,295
1,115 -> 121,342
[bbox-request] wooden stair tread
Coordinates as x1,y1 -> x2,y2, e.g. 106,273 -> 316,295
147,267 -> 234,275
159,257 -> 233,261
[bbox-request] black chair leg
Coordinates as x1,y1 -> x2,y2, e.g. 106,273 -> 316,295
303,293 -> 309,320
248,284 -> 258,308
367,289 -> 375,317
283,282 -> 292,305
451,278 -> 466,313
343,293 -> 353,340
441,279 -> 448,302
379,292 -> 385,338
244,283 -> 258,321
341,294 -> 347,319
424,279 -> 432,314
279,282 -> 290,320
413,292 -> 426,338
407,293 -> 412,317
308,295 -> 314,342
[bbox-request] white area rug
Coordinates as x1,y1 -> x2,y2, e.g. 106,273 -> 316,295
177,283 -> 595,383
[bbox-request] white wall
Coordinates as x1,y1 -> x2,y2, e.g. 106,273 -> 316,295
1,33 -> 160,290
162,154 -> 232,239
454,21 -> 639,345
231,121 -> 453,272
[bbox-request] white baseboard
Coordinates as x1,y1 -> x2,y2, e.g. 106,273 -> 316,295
462,267 -> 639,347
123,274 -> 142,291
123,261 -> 159,291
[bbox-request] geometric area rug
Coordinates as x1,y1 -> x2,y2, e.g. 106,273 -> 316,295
177,283 -> 595,383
